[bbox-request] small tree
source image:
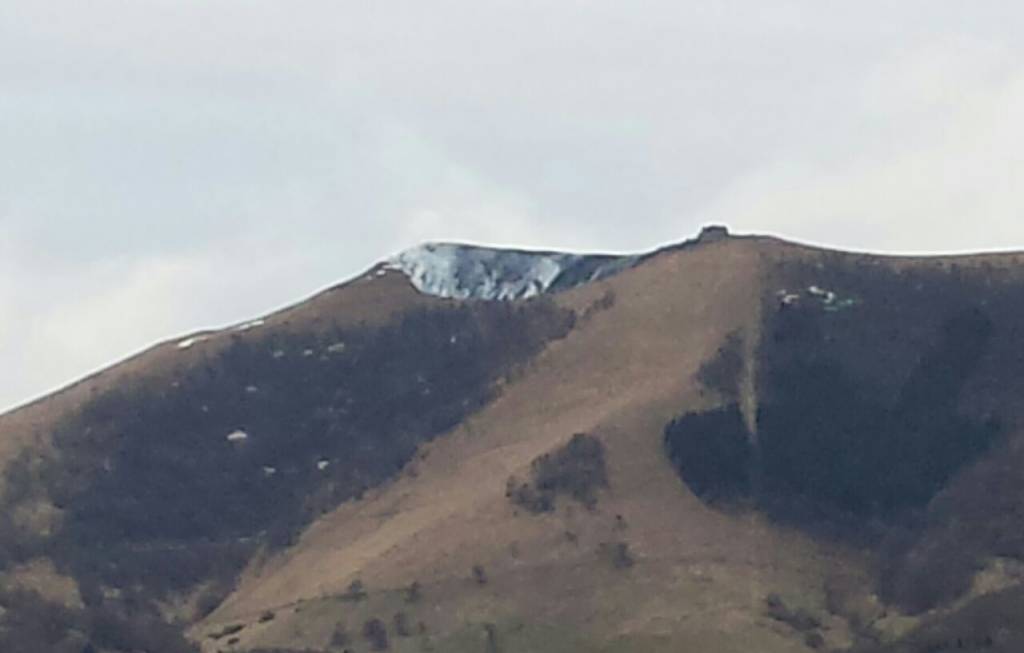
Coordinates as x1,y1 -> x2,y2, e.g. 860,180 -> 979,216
342,579 -> 367,602
405,580 -> 422,604
602,542 -> 634,569
471,565 -> 488,585
330,624 -> 351,647
258,610 -> 276,623
484,623 -> 499,653
393,611 -> 412,637
363,618 -> 389,651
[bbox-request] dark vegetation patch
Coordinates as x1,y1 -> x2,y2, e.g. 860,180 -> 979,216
0,300 -> 573,644
763,593 -> 821,634
0,587 -> 197,653
393,611 -> 412,638
757,304 -> 998,519
209,623 -> 245,640
695,330 -> 744,401
471,564 -> 488,585
506,433 -> 609,513
259,610 -> 276,623
664,405 -> 751,503
341,579 -> 368,602
599,541 -> 635,570
667,305 -> 999,521
667,257 -> 1024,610
851,586 -> 1024,653
363,617 -> 389,650
330,623 -> 351,648
579,290 -> 617,323
404,581 -> 422,603
484,622 -> 500,653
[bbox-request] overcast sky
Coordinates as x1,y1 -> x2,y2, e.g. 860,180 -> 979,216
3,2 -> 1024,411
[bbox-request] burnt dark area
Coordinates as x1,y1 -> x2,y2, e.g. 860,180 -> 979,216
0,299 -> 573,644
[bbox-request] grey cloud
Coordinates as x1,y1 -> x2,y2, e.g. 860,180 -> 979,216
4,1 -> 1024,409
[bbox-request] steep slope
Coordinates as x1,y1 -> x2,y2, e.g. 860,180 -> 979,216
4,229 -> 1024,653
0,268 -> 430,470
197,236 -> 859,653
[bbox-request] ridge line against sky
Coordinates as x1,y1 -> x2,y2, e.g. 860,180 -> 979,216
4,1 -> 1024,410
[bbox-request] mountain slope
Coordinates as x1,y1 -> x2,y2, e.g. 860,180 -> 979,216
202,235 -> 819,653
3,228 -> 1024,653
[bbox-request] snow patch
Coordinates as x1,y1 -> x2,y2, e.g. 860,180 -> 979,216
385,242 -> 640,301
808,285 -> 838,304
177,335 -> 210,350
777,286 -> 859,312
234,319 -> 265,332
226,430 -> 249,442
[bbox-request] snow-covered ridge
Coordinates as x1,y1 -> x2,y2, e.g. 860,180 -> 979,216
384,242 -> 643,300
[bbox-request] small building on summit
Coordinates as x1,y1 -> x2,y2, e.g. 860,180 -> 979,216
697,225 -> 730,243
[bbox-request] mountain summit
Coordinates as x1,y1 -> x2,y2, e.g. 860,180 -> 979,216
381,225 -> 731,301
2,227 -> 1024,653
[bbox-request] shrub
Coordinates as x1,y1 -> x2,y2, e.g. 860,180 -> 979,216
330,624 -> 351,648
342,579 -> 367,602
472,565 -> 488,585
209,624 -> 245,640
405,581 -> 422,603
362,618 -> 389,651
507,434 -> 609,513
696,331 -> 744,400
764,593 -> 820,633
393,612 -> 412,637
484,623 -> 499,653
598,542 -> 634,570
804,632 -> 825,649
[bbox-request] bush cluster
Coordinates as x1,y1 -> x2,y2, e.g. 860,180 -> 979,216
506,433 -> 609,513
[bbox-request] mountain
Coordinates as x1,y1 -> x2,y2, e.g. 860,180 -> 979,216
2,226 -> 1024,653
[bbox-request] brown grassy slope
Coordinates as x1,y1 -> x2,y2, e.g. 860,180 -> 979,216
10,233 -> 1024,651
0,268 -> 430,474
198,238 -> 865,653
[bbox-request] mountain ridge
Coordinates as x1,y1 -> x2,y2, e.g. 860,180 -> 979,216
4,229 -> 1024,652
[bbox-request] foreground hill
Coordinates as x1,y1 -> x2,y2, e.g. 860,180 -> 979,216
2,227 -> 1024,652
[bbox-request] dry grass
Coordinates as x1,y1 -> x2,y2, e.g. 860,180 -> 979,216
194,239 -> 866,652
10,234 -> 1024,652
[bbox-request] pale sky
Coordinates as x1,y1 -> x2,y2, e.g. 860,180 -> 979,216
4,1 -> 1024,411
